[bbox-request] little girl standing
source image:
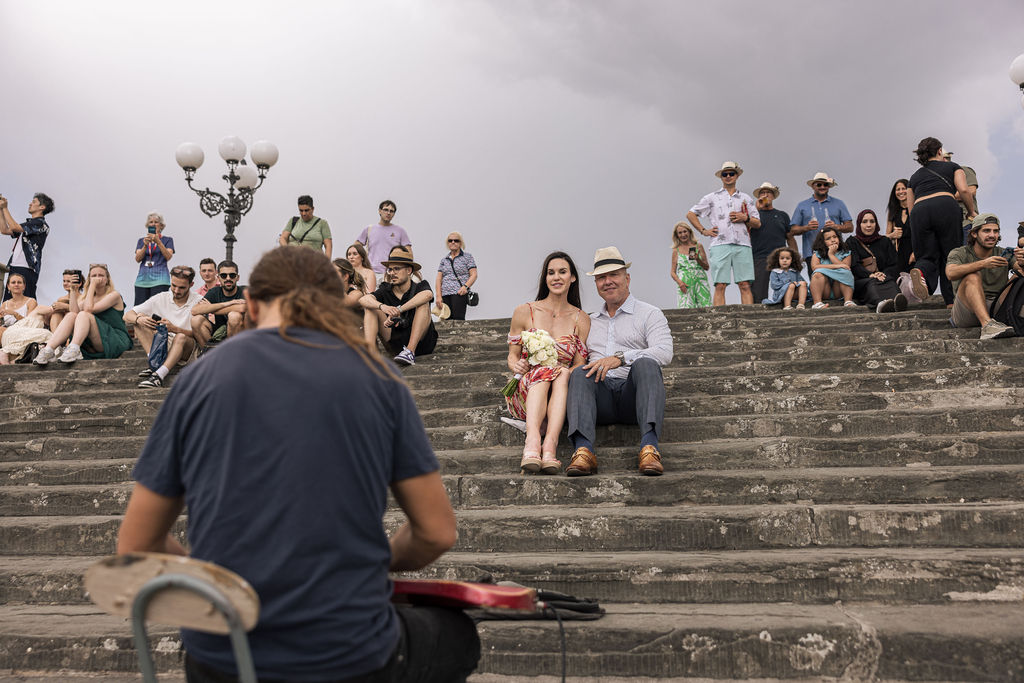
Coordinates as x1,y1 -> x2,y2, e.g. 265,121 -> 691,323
762,247 -> 807,310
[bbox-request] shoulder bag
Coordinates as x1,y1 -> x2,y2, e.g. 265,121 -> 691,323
448,256 -> 479,306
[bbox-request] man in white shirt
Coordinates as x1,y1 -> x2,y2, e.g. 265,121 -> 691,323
123,266 -> 202,388
686,161 -> 761,306
566,247 -> 674,477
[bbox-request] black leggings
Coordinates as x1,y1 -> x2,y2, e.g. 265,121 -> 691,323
911,195 -> 962,304
442,294 -> 468,320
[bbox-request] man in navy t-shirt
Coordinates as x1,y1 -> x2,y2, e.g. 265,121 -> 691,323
118,247 -> 479,682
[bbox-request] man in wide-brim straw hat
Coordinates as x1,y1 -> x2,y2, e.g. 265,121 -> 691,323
358,246 -> 438,366
750,181 -> 796,303
685,161 -> 761,306
565,246 -> 674,477
790,172 -> 853,276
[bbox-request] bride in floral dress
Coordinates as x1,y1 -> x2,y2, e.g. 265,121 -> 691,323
506,251 -> 590,475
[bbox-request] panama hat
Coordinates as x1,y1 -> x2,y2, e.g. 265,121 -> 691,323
752,182 -> 780,199
431,301 -> 451,320
714,161 -> 743,178
806,172 -> 837,188
380,246 -> 421,272
587,246 -> 632,277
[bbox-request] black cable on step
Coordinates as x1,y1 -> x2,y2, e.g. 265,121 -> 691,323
541,602 -> 566,683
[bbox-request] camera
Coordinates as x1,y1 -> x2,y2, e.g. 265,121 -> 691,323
390,314 -> 409,330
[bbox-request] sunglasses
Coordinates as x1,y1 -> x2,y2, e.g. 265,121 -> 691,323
813,182 -> 831,188
89,263 -> 108,269
720,171 -> 737,177
385,266 -> 410,273
219,272 -> 239,280
448,238 -> 461,243
170,267 -> 194,277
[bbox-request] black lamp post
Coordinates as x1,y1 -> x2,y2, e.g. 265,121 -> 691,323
175,137 -> 279,261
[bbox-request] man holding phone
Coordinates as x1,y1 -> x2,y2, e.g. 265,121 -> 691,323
749,181 -> 793,303
125,266 -> 203,387
946,214 -> 1024,340
0,192 -> 54,300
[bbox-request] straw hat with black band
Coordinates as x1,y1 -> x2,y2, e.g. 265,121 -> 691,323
586,246 -> 632,277
380,246 -> 421,272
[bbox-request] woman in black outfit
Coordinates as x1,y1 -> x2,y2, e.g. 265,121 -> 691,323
906,137 -> 976,304
847,209 -> 906,313
885,179 -> 914,274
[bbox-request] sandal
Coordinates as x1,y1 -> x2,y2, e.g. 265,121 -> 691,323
843,300 -> 857,307
540,453 -> 561,475
795,303 -> 806,310
521,451 -> 542,474
811,302 -> 828,310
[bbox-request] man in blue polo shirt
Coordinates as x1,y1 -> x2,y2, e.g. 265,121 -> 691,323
790,172 -> 853,276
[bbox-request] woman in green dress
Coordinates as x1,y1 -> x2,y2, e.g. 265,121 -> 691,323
33,263 -> 132,364
671,221 -> 711,308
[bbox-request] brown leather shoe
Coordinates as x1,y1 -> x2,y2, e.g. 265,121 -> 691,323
566,447 -> 598,477
638,445 -> 664,476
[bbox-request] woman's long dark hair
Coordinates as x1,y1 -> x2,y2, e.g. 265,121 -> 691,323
886,179 -> 909,224
250,246 -> 398,380
534,251 -> 581,309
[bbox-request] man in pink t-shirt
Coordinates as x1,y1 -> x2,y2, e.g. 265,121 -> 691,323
194,257 -> 218,296
356,200 -> 412,276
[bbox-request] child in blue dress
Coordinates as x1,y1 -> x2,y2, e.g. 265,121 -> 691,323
809,227 -> 855,309
762,247 -> 807,310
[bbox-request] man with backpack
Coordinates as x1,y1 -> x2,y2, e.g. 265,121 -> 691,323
279,194 -> 332,259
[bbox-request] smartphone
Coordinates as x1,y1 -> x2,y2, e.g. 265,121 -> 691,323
147,226 -> 157,234
688,247 -> 697,257
151,314 -> 162,322
1001,247 -> 1016,262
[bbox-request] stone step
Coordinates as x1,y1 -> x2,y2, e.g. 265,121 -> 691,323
0,399 -> 163,423
7,547 -> 1024,608
0,437 -> 148,463
429,406 -> 1024,450
5,503 -> 1024,556
5,465 -> 1024,515
1,602 -> 1022,680
0,416 -> 153,439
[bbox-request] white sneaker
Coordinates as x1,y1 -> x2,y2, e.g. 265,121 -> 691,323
33,347 -> 56,365
59,345 -> 83,363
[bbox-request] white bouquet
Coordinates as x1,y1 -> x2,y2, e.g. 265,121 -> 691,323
501,329 -> 559,397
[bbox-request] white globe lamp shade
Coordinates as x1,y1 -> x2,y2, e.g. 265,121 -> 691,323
235,164 -> 259,189
250,140 -> 279,168
175,142 -> 204,170
218,136 -> 247,163
1010,54 -> 1024,87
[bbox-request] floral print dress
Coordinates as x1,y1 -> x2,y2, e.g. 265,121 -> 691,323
505,305 -> 588,420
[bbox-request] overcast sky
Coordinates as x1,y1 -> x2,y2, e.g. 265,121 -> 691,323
3,0 -> 1023,313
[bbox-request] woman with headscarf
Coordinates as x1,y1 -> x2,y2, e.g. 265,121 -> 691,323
847,209 -> 907,313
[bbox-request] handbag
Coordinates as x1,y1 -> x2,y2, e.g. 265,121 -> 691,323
448,256 -> 479,306
857,241 -> 878,274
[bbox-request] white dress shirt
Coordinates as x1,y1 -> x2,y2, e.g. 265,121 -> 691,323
588,294 -> 673,382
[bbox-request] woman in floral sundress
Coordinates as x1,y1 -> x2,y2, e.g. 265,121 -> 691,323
670,222 -> 710,308
506,252 -> 590,475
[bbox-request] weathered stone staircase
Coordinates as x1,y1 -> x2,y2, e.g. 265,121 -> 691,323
3,302 -> 1024,681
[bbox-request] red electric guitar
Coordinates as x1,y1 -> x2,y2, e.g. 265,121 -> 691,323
391,579 -> 538,612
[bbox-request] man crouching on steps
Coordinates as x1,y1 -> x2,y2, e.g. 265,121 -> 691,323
359,246 -> 438,366
566,247 -> 674,476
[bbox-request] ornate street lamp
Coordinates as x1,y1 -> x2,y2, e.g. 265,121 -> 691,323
1010,53 -> 1024,110
175,137 -> 279,261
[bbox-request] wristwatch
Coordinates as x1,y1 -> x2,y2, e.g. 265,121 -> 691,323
613,351 -> 625,364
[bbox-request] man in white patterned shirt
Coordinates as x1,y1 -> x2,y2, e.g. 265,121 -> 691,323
566,247 -> 674,477
686,161 -> 761,306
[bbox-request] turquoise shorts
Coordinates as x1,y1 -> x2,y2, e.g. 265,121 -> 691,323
709,244 -> 754,284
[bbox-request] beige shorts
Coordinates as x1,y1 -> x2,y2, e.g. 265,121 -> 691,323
950,293 -> 994,328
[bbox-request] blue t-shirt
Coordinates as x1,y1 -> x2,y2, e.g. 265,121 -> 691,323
132,327 -> 439,680
790,196 -> 852,259
135,235 -> 175,287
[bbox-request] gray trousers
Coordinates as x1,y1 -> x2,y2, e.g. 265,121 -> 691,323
567,357 -> 666,447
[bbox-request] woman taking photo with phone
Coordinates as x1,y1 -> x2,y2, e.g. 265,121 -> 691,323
134,211 -> 175,305
670,221 -> 710,308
